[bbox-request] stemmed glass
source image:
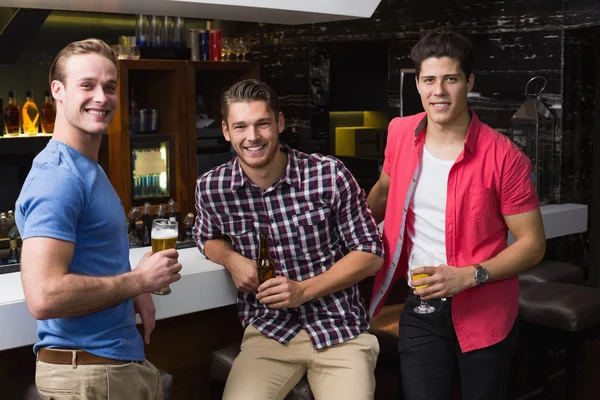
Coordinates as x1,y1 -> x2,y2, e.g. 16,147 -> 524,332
237,38 -> 249,61
232,38 -> 243,61
221,38 -> 232,61
409,252 -> 435,314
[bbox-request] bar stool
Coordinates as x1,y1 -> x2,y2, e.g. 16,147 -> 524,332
210,341 -> 314,400
24,368 -> 173,399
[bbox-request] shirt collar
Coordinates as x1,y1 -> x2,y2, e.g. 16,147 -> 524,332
413,109 -> 481,153
230,143 -> 301,191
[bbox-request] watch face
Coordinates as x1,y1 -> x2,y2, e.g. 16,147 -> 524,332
475,268 -> 489,283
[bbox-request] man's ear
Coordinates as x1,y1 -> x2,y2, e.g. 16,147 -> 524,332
467,73 -> 475,92
51,80 -> 64,102
277,112 -> 285,134
222,120 -> 231,142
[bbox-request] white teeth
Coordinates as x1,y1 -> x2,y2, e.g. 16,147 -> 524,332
246,145 -> 265,152
87,110 -> 107,115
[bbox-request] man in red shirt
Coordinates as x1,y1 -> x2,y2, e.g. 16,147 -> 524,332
367,31 -> 546,399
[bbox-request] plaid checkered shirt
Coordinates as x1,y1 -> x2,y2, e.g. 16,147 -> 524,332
194,145 -> 384,349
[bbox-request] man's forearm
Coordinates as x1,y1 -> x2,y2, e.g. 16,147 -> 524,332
299,251 -> 383,303
462,236 -> 546,288
204,238 -> 238,272
367,183 -> 387,225
33,272 -> 143,320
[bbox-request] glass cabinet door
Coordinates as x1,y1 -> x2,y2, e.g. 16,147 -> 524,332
131,136 -> 171,204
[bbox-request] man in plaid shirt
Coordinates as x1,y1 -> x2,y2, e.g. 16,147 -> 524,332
194,79 -> 384,400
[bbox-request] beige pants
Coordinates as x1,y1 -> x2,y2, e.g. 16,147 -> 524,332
223,326 -> 380,400
35,358 -> 163,400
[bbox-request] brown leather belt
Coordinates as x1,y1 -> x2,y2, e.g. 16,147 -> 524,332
38,348 -> 129,365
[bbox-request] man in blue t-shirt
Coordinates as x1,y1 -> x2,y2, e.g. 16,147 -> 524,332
15,39 -> 182,400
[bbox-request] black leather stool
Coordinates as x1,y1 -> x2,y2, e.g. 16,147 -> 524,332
518,282 -> 600,399
519,260 -> 584,286
24,368 -> 173,399
210,341 -> 314,400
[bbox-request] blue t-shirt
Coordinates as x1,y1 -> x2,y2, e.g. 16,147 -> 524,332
15,140 -> 144,361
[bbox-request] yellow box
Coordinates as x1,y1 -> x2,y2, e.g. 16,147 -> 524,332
335,126 -> 386,157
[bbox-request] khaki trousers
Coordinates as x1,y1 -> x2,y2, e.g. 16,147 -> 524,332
35,358 -> 163,400
223,326 -> 380,400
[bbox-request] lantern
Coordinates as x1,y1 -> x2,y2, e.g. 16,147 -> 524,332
510,76 -> 555,205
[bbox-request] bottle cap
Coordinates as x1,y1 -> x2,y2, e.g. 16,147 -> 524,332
8,90 -> 14,97
26,90 -> 32,97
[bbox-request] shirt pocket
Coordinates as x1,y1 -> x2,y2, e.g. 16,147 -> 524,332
465,187 -> 496,221
220,218 -> 255,252
292,204 -> 332,255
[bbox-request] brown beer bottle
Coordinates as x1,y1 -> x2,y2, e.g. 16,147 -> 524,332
257,233 -> 276,284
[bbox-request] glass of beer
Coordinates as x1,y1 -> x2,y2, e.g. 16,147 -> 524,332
151,219 -> 178,295
409,252 -> 435,314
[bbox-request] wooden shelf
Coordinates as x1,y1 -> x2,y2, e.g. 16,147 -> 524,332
106,59 -> 259,218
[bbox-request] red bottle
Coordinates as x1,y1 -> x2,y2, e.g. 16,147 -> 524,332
209,29 -> 221,61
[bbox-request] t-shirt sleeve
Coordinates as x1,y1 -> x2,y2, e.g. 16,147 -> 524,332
500,148 -> 540,215
17,166 -> 85,243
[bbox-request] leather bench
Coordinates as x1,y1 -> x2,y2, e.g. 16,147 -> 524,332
24,368 -> 173,399
517,282 -> 600,399
518,260 -> 584,286
210,341 -> 314,400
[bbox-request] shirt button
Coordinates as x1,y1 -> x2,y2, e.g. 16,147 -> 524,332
379,290 -> 384,294
403,208 -> 407,213
412,178 -> 416,182
391,262 -> 396,267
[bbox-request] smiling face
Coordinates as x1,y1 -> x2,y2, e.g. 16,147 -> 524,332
416,56 -> 474,128
222,100 -> 285,172
52,53 -> 118,136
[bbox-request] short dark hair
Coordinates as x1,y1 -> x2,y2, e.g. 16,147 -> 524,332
410,31 -> 474,79
221,79 -> 280,123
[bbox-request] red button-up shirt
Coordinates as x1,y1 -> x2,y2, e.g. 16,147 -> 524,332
370,111 -> 539,352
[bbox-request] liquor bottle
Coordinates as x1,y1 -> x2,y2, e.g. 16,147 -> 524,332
127,207 -> 142,248
41,90 -> 56,134
168,198 -> 177,222
22,90 -> 39,135
4,90 -> 21,136
256,233 -> 276,284
0,212 -> 8,238
8,225 -> 19,264
6,210 -> 15,229
141,202 -> 152,246
156,203 -> 166,220
183,212 -> 194,242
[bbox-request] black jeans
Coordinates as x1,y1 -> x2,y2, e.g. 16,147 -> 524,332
398,294 -> 518,400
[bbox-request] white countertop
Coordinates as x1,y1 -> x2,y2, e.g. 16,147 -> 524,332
0,203 -> 589,351
0,247 -> 237,351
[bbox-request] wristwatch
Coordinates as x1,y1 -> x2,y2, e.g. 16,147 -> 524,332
473,263 -> 489,285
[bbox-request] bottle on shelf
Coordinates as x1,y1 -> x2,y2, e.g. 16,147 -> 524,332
256,233 -> 276,284
156,203 -> 166,220
141,202 -> 152,247
22,90 -> 39,135
183,212 -> 194,243
8,225 -> 19,264
4,90 -> 21,136
167,198 -> 176,222
127,207 -> 142,248
41,90 -> 56,134
6,210 -> 15,230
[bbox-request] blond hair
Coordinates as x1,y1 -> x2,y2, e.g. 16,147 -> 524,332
49,38 -> 117,87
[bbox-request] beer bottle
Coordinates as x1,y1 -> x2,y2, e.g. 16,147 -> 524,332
256,233 -> 276,284
8,225 -> 19,264
168,198 -> 177,222
141,202 -> 152,246
156,203 -> 166,220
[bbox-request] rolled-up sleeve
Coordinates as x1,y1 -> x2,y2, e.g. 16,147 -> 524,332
193,178 -> 222,255
333,161 -> 384,258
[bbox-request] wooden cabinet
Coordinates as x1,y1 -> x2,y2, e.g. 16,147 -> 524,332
107,60 -> 258,218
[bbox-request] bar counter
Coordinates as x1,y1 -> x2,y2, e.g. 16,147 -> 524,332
0,247 -> 237,352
